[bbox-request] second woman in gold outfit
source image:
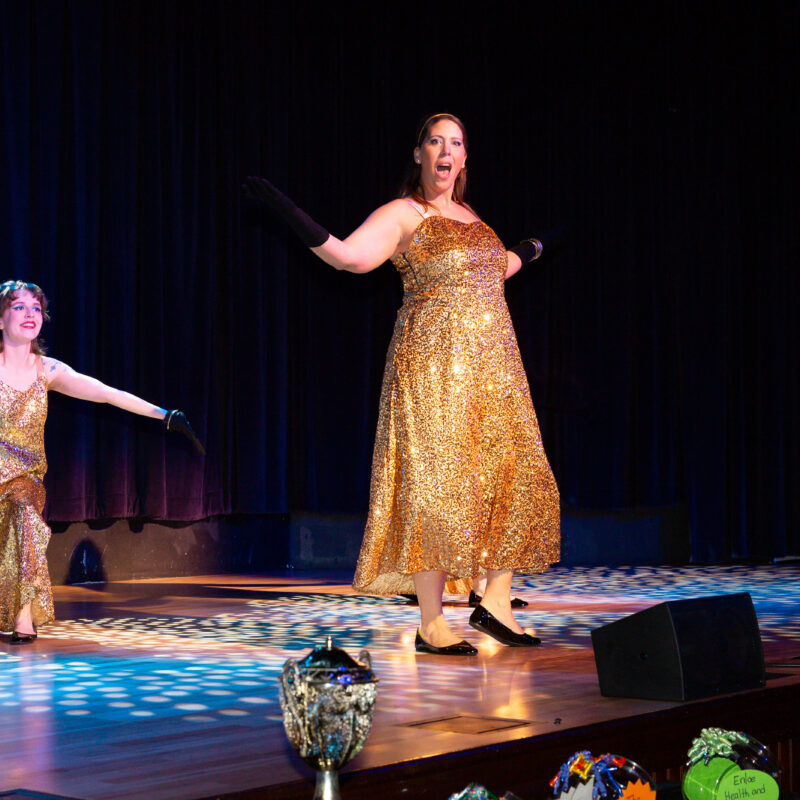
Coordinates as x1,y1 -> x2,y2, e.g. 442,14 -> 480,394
244,113 -> 560,654
0,280 -> 202,645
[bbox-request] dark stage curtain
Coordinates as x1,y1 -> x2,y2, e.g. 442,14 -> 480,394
0,2 -> 797,562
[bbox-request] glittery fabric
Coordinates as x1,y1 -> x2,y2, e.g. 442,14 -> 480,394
0,368 -> 53,631
353,216 -> 560,596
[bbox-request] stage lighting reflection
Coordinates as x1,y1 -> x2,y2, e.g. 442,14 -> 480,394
0,564 -> 795,741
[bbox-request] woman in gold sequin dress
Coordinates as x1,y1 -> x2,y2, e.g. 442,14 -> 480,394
0,280 -> 202,644
244,113 -> 559,654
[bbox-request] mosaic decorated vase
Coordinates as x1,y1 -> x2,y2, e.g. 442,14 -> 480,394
278,636 -> 379,800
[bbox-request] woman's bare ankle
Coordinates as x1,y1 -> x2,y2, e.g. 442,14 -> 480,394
420,616 -> 461,647
14,604 -> 35,634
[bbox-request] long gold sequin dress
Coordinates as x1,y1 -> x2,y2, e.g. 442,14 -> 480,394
353,214 -> 560,596
0,364 -> 53,631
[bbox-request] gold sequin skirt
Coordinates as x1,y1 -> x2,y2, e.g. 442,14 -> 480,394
353,307 -> 560,597
0,477 -> 54,631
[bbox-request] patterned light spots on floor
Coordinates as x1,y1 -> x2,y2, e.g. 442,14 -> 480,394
515,564 -> 800,647
1,565 -> 797,733
0,652 -> 282,724
516,564 -> 800,606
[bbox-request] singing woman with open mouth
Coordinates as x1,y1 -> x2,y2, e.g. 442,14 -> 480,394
244,113 -> 560,654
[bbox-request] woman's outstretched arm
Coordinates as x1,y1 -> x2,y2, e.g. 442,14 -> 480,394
243,176 -> 405,274
44,359 -> 166,417
43,358 -> 205,453
311,202 -> 406,273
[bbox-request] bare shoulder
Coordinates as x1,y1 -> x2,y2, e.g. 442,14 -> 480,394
369,198 -> 422,231
392,197 -> 426,255
350,199 -> 427,260
375,197 -> 416,215
382,197 -> 433,251
40,356 -> 70,384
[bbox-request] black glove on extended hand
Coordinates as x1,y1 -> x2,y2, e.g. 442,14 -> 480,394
241,176 -> 330,248
509,224 -> 567,265
164,410 -> 206,455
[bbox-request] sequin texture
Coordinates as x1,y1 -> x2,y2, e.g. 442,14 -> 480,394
0,368 -> 53,631
353,216 -> 560,596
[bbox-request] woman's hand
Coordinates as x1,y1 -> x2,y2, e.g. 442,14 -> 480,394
242,177 -> 329,247
505,224 -> 567,279
163,410 -> 205,454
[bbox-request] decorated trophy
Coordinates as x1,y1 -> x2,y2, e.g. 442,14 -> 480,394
552,752 -> 656,800
278,636 -> 379,800
682,728 -> 781,800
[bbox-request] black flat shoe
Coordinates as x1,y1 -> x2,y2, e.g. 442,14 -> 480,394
414,630 -> 478,656
469,590 -> 528,608
10,631 -> 37,645
469,604 -> 541,647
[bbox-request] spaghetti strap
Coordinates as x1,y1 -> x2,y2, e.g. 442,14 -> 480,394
405,199 -> 431,219
35,357 -> 45,378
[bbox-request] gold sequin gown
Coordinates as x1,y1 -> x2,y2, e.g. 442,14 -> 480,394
353,214 -> 560,596
0,364 -> 53,631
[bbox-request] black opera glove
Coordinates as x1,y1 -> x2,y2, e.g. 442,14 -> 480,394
241,176 -> 330,248
509,238 -> 543,264
164,410 -> 206,455
509,224 -> 567,265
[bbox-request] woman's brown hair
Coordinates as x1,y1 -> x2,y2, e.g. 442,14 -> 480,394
0,280 -> 50,355
399,113 -> 469,210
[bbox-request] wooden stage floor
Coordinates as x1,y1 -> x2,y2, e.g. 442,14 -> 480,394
1,565 -> 799,800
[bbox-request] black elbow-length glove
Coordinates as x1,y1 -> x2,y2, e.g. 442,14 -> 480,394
241,176 -> 330,248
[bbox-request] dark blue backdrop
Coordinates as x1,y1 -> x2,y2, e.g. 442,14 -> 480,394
1,1 -> 797,563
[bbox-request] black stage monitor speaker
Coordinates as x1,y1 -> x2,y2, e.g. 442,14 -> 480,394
591,592 -> 765,701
